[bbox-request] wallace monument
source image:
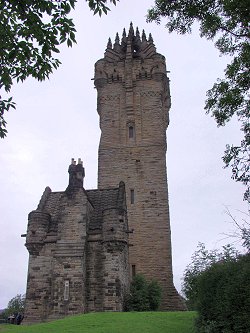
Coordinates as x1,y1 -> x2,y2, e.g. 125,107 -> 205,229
24,24 -> 185,322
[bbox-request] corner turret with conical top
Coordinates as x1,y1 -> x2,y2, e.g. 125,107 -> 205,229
94,24 -> 186,310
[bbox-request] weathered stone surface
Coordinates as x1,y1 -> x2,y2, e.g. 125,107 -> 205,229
24,25 -> 185,323
24,161 -> 129,323
95,24 -> 185,310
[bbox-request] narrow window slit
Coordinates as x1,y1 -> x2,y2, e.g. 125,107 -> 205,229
129,126 -> 134,139
132,265 -> 136,277
130,189 -> 135,204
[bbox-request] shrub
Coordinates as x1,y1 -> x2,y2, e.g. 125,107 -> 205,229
148,279 -> 162,311
196,254 -> 250,333
125,274 -> 162,311
182,243 -> 239,310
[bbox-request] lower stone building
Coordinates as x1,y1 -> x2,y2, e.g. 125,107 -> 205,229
24,159 -> 129,322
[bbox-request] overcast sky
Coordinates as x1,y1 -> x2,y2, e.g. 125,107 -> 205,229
0,0 -> 249,309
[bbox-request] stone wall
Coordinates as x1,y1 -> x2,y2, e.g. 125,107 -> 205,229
86,234 -> 104,312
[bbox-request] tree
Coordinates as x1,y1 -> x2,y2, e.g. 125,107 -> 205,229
224,206 -> 250,252
182,242 -> 239,310
196,254 -> 250,333
147,0 -> 250,202
3,294 -> 25,317
182,243 -> 250,332
0,0 -> 118,138
126,274 -> 150,311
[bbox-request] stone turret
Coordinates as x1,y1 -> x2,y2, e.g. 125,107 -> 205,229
101,181 -> 129,311
25,210 -> 51,255
102,181 -> 128,243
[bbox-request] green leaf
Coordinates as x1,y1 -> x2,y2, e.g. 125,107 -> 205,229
67,38 -> 72,47
52,47 -> 60,53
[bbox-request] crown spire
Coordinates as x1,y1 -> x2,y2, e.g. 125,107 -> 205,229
115,32 -> 120,44
102,24 -> 157,61
107,37 -> 112,49
128,22 -> 134,39
136,27 -> 140,39
114,32 -> 121,52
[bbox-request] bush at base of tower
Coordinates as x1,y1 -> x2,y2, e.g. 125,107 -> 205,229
125,274 -> 162,311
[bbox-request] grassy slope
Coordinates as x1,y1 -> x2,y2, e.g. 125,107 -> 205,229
0,312 -> 196,333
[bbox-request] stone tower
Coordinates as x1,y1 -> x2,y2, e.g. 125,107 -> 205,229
94,24 -> 184,310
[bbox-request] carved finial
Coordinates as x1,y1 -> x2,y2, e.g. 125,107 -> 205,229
136,27 -> 140,39
107,37 -> 112,49
122,28 -> 126,38
128,22 -> 134,39
114,32 -> 121,52
121,28 -> 127,45
115,32 -> 120,44
103,26 -> 157,61
133,27 -> 141,53
148,33 -> 154,43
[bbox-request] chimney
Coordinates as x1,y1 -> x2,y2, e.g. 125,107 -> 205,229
67,158 -> 85,191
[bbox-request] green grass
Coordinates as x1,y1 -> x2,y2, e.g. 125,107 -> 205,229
0,311 -> 196,333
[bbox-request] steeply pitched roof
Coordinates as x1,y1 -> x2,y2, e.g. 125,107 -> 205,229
86,188 -> 120,230
36,182 -> 126,232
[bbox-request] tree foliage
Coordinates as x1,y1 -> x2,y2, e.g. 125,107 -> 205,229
3,294 -> 25,317
125,274 -> 162,311
196,254 -> 250,333
147,0 -> 250,202
0,0 -> 118,138
147,279 -> 162,311
87,0 -> 118,16
182,243 -> 250,332
182,242 -> 239,310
